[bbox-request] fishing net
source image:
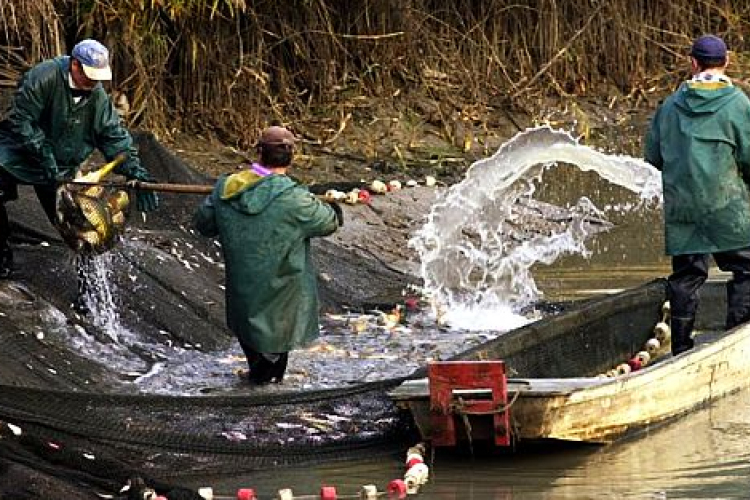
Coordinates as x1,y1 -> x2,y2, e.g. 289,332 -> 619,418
0,130 -> 618,498
0,132 -> 419,498
0,380 -> 414,497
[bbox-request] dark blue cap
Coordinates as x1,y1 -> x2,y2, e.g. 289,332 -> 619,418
691,35 -> 727,60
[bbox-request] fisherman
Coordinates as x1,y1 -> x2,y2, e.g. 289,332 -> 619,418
644,34 -> 750,355
194,126 -> 342,384
0,39 -> 159,307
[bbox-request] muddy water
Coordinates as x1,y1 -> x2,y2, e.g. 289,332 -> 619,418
194,387 -> 750,499
532,163 -> 670,300
180,161 -> 750,498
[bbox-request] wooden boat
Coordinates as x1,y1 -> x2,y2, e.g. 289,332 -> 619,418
389,278 -> 750,446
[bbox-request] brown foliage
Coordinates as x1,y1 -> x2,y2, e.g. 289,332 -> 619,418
0,0 -> 62,86
2,1 -> 750,149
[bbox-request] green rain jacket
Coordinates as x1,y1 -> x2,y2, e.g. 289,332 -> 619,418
194,170 -> 339,353
645,79 -> 750,255
0,56 -> 145,184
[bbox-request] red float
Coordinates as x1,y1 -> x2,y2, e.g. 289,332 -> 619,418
358,189 -> 372,204
627,357 -> 642,371
387,479 -> 407,498
320,485 -> 337,500
237,488 -> 257,500
404,296 -> 419,311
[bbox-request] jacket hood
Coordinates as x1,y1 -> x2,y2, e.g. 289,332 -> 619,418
674,80 -> 741,115
218,170 -> 295,215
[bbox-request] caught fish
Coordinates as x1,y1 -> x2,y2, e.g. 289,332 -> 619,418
55,186 -> 130,254
54,155 -> 131,254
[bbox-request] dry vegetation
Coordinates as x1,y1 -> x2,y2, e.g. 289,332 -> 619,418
3,1 -> 750,173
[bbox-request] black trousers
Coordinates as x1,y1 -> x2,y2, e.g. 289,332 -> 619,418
1,173 -> 89,297
0,171 -> 58,252
668,248 -> 750,352
236,336 -> 288,384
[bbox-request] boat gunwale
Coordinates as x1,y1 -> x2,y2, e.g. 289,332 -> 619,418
390,320 -> 750,401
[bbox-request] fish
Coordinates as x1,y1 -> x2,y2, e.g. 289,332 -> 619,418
55,185 -> 130,254
54,154 -> 131,254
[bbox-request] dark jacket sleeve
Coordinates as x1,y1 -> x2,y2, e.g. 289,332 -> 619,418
94,99 -> 150,181
644,104 -> 663,170
291,189 -> 340,238
732,94 -> 750,184
194,193 -> 219,238
6,62 -> 58,172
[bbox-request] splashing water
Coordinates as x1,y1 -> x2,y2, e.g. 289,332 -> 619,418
78,253 -> 130,341
410,126 -> 663,330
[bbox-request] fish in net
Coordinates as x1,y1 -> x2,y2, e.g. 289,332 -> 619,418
54,155 -> 131,254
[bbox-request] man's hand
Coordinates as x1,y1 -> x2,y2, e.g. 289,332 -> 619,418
127,173 -> 160,212
43,158 -> 62,185
329,201 -> 344,227
136,190 -> 159,212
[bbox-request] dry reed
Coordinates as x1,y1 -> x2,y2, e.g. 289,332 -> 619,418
1,0 -> 750,149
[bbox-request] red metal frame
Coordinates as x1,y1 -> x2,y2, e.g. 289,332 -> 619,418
428,361 -> 510,447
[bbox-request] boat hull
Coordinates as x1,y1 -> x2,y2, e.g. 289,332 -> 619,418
390,279 -> 749,444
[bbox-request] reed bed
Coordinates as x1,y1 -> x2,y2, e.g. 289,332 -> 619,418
2,0 -> 750,148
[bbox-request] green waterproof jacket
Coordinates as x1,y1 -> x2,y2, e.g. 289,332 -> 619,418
645,80 -> 750,255
0,56 -> 146,184
194,170 -> 340,353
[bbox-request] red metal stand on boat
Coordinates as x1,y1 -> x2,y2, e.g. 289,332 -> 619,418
428,361 -> 511,447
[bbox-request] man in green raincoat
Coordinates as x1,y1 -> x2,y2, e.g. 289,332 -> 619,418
0,39 -> 159,287
644,34 -> 750,355
194,126 -> 342,384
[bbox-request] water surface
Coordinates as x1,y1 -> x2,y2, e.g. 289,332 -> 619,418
177,132 -> 750,499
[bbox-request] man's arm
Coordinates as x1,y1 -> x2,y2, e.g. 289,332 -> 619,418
94,98 -> 159,211
6,62 -> 60,180
644,105 -> 664,170
292,189 -> 340,239
732,97 -> 750,184
194,194 -> 219,238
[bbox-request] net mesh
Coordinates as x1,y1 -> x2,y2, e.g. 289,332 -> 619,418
0,132 -> 419,498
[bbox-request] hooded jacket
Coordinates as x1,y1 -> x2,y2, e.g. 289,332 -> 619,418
645,79 -> 750,255
0,56 -> 146,184
194,170 -> 339,353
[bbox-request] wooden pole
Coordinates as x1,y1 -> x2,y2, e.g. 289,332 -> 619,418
63,180 -> 214,194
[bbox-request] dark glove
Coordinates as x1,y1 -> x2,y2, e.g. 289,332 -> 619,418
128,172 -> 160,212
42,158 -> 61,185
136,189 -> 159,212
329,201 -> 344,227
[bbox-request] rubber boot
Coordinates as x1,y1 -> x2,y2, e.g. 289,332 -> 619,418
247,355 -> 274,384
726,275 -> 750,329
270,353 -> 289,383
671,316 -> 695,356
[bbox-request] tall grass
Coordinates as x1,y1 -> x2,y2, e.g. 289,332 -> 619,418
0,0 -> 61,86
2,0 -> 750,147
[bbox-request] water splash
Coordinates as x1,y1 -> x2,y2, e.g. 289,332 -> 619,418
410,126 -> 662,330
78,253 -> 130,341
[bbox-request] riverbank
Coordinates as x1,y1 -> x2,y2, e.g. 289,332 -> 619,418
162,93 -> 660,186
